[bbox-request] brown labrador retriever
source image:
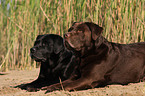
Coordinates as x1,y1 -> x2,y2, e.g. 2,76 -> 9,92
42,22 -> 145,93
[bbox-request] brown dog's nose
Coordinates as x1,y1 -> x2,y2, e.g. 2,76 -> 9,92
64,33 -> 70,38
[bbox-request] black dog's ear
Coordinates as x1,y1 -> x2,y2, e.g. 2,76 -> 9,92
36,35 -> 44,40
85,22 -> 103,40
53,36 -> 64,54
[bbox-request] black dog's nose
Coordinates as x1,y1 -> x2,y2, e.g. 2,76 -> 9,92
30,48 -> 36,53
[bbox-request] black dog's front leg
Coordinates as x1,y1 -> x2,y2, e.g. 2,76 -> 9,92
16,63 -> 52,92
19,77 -> 46,92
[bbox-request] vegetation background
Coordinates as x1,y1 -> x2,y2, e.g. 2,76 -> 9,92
0,0 -> 144,71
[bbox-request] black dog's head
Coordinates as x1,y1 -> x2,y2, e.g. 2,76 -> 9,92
64,22 -> 103,52
30,34 -> 64,62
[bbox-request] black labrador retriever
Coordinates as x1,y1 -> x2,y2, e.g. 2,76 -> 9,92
42,22 -> 145,93
16,34 -> 77,92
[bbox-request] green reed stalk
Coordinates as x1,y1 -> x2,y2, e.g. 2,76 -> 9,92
0,0 -> 144,71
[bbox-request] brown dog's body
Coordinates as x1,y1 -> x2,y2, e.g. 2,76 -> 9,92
42,22 -> 145,93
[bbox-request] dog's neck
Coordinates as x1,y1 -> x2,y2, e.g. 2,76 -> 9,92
94,36 -> 110,58
95,35 -> 109,48
80,35 -> 109,58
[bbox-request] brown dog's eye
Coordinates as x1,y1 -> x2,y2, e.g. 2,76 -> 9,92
78,30 -> 82,32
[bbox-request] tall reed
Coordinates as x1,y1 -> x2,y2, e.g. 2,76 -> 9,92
0,0 -> 144,71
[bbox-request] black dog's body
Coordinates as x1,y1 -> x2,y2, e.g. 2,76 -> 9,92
17,34 -> 77,91
42,22 -> 145,93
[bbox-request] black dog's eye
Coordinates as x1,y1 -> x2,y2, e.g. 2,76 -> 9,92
42,41 -> 48,46
68,27 -> 74,32
42,43 -> 45,46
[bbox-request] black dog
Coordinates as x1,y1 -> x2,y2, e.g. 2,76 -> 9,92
16,34 -> 77,92
42,22 -> 145,93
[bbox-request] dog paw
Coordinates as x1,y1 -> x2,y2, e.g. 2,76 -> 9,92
26,87 -> 40,92
41,86 -> 61,93
19,84 -> 40,92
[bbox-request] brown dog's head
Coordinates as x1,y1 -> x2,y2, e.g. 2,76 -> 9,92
64,22 -> 103,52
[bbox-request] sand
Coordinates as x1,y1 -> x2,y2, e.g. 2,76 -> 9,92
0,68 -> 145,96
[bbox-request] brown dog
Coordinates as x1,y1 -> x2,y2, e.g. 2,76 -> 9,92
42,22 -> 145,93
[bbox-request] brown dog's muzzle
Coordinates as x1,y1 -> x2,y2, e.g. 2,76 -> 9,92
64,32 -> 78,51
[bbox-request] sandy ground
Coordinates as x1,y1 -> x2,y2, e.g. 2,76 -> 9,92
0,68 -> 145,96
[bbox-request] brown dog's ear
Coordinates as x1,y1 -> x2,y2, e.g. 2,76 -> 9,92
85,22 -> 103,40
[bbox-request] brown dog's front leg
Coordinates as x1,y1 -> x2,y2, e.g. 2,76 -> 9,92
41,78 -> 73,92
42,77 -> 95,93
62,77 -> 96,91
